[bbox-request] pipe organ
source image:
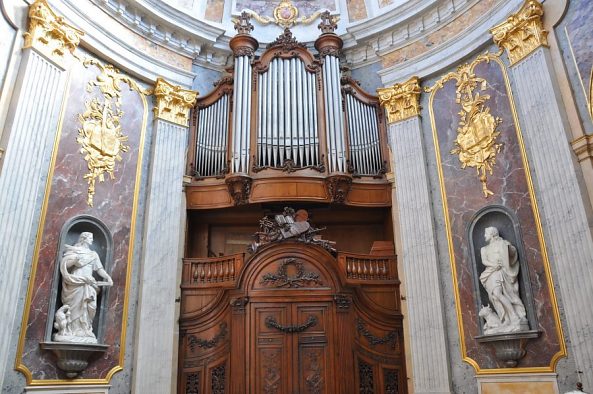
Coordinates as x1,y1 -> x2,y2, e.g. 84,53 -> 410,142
187,12 -> 390,207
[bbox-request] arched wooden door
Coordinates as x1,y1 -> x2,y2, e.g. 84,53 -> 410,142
178,242 -> 406,394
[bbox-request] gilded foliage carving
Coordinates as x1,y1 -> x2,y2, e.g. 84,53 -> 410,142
153,78 -> 198,127
23,0 -> 83,64
490,0 -> 548,65
377,77 -> 421,123
426,53 -> 503,197
78,59 -> 150,207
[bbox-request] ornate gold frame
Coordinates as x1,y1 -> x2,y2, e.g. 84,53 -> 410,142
426,51 -> 566,374
14,59 -> 149,385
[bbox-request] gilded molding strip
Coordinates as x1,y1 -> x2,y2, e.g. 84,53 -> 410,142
377,76 -> 421,124
15,63 -> 150,386
23,0 -> 83,66
153,78 -> 198,127
425,51 -> 566,374
425,56 -> 502,197
490,0 -> 548,66
79,59 -> 150,207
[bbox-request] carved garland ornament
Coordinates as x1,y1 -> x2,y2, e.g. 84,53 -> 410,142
23,0 -> 83,64
153,78 -> 198,127
377,76 -> 421,123
78,59 -> 149,207
187,322 -> 228,351
260,258 -> 323,288
490,0 -> 548,66
426,53 -> 503,197
243,0 -> 329,29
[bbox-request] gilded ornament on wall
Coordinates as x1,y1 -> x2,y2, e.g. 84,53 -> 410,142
153,78 -> 198,127
23,0 -> 83,65
426,53 -> 503,197
240,0 -> 331,29
78,59 -> 150,207
490,0 -> 548,66
377,77 -> 421,124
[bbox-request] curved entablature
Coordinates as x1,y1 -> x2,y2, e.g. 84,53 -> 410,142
186,15 -> 391,209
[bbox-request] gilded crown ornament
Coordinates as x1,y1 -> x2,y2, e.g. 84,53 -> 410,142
23,0 -> 83,65
490,0 -> 548,65
153,78 -> 198,127
377,77 -> 422,123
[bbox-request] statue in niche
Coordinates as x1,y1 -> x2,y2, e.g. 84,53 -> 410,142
479,226 -> 528,334
53,232 -> 113,343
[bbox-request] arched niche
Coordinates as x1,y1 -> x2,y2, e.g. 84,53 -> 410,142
45,215 -> 113,343
468,206 -> 537,335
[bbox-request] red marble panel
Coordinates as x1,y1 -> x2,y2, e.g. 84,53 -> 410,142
429,57 -> 563,370
18,59 -> 148,381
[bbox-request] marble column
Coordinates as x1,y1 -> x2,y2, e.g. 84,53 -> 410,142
0,1 -> 82,387
132,78 -> 197,394
492,0 -> 593,389
378,78 -> 452,394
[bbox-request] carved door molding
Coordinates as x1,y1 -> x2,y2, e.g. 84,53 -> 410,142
179,242 -> 407,394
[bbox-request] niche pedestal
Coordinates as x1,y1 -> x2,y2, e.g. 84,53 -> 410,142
40,342 -> 108,378
476,330 -> 540,368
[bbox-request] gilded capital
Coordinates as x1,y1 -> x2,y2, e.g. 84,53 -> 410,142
23,0 -> 83,65
377,77 -> 421,124
153,78 -> 198,127
490,0 -> 548,66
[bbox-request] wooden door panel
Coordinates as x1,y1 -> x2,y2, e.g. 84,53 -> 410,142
294,303 -> 334,394
252,303 -> 292,394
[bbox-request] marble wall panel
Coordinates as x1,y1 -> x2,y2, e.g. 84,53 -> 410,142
205,0 -> 225,22
558,0 -> 593,130
428,55 -> 563,370
16,58 -> 148,382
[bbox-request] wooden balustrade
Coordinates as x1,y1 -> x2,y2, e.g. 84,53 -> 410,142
182,254 -> 244,287
337,252 -> 398,284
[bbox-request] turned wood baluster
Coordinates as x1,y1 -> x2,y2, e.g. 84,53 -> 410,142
369,260 -> 375,278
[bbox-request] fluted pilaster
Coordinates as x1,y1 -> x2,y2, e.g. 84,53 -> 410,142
133,79 -> 196,393
508,46 -> 593,389
385,98 -> 452,392
0,0 -> 81,386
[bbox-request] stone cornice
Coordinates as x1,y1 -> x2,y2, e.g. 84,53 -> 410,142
572,135 -> 593,163
490,0 -> 548,66
153,78 -> 198,127
23,0 -> 83,66
377,76 -> 421,124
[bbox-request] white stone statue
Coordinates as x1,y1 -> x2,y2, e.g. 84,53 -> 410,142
479,226 -> 528,334
53,232 -> 113,343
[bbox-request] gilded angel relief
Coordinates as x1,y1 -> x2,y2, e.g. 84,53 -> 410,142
450,65 -> 502,197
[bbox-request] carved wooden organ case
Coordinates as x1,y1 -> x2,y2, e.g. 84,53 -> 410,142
186,13 -> 390,209
179,243 -> 406,394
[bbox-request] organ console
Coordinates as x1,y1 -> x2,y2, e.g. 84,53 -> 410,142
186,11 -> 390,208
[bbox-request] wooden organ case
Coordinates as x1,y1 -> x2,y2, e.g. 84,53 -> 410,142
180,12 -> 405,394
